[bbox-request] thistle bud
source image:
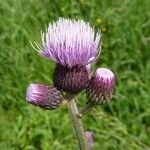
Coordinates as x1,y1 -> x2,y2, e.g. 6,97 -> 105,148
86,68 -> 115,104
53,64 -> 89,94
26,83 -> 63,109
85,131 -> 94,148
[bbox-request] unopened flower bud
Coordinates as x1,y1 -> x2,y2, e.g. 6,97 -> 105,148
85,131 -> 94,148
86,68 -> 115,104
53,64 -> 89,94
26,83 -> 63,109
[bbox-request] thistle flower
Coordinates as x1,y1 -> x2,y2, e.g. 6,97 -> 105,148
86,68 -> 115,104
35,18 -> 100,68
26,83 -> 63,109
33,18 -> 101,93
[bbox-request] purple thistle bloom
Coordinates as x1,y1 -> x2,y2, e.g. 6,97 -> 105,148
32,18 -> 101,93
26,83 -> 63,109
34,18 -> 101,68
86,68 -> 115,104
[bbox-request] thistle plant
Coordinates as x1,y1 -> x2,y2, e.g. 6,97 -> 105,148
26,18 -> 115,150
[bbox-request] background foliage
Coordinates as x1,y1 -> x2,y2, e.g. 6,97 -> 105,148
0,0 -> 150,149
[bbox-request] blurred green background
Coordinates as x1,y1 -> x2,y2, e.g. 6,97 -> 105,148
0,0 -> 150,149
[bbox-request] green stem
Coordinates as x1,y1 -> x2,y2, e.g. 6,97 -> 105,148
67,95 -> 89,150
78,102 -> 94,116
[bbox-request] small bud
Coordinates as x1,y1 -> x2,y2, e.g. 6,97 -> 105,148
53,64 -> 89,94
26,83 -> 63,109
86,68 -> 115,104
85,131 -> 94,148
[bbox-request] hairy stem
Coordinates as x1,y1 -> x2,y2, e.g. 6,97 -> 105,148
67,95 -> 89,150
78,102 -> 94,116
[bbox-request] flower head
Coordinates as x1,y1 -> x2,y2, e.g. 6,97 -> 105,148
35,18 -> 101,68
86,68 -> 115,104
26,83 -> 63,109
